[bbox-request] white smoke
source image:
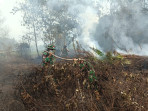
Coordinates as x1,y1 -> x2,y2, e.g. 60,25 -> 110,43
46,0 -> 103,50
29,0 -> 148,55
77,7 -> 100,49
93,0 -> 148,55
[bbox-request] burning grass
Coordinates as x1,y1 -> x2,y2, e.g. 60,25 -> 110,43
15,54 -> 148,111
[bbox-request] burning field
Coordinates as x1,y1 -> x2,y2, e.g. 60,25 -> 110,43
12,53 -> 148,111
0,0 -> 148,111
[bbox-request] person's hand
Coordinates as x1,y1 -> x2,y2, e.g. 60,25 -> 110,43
73,58 -> 78,62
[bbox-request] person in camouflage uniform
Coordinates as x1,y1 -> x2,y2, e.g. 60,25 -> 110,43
42,45 -> 56,66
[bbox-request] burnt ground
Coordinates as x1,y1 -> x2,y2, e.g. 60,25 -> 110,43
0,55 -> 148,111
0,57 -> 36,111
16,54 -> 148,111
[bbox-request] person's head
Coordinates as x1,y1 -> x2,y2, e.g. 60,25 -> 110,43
47,45 -> 56,51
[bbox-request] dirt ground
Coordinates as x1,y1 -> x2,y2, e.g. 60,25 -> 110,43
0,57 -> 36,111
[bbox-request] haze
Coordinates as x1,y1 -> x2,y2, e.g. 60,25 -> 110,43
0,0 -> 25,41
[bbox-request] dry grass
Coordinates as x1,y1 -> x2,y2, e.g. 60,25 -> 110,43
15,55 -> 148,111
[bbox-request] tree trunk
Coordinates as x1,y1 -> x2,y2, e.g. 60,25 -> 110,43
33,22 -> 40,57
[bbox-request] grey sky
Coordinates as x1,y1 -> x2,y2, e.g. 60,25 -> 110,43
0,0 -> 25,41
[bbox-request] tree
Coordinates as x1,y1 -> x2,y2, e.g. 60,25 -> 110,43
12,0 -> 80,54
12,0 -> 43,57
16,42 -> 31,58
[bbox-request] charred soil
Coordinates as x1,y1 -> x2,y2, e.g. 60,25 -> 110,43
12,55 -> 148,111
0,57 -> 35,111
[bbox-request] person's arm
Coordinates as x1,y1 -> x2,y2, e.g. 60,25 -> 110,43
48,52 -> 52,57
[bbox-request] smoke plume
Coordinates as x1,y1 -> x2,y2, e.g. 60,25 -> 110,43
24,0 -> 148,55
46,0 -> 148,55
